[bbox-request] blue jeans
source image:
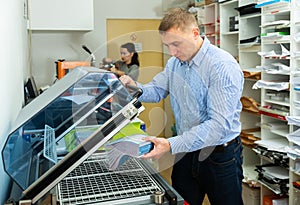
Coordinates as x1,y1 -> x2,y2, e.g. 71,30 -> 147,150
171,137 -> 244,205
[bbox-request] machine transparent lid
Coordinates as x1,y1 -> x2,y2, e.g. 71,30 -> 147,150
2,67 -> 143,202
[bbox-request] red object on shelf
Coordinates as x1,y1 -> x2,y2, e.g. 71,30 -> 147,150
293,181 -> 300,189
258,110 -> 286,121
263,195 -> 288,205
184,200 -> 190,205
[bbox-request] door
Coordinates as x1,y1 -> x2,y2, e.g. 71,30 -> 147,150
107,19 -> 168,137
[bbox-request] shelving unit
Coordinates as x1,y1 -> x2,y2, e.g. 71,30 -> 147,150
238,0 -> 262,198
220,0 -> 239,58
259,0 -> 290,200
197,3 -> 220,46
256,0 -> 300,204
289,0 -> 300,204
199,0 -> 300,204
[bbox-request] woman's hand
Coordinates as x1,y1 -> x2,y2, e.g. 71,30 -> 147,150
110,67 -> 118,73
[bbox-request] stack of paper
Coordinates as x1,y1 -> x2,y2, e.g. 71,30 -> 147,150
105,134 -> 154,170
286,145 -> 300,160
252,80 -> 289,91
254,138 -> 289,152
256,164 -> 289,194
286,116 -> 300,126
262,166 -> 289,180
261,63 -> 290,74
257,44 -> 290,58
260,20 -> 290,28
287,128 -> 300,147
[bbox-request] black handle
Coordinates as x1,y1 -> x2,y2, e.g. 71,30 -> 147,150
127,84 -> 143,98
82,45 -> 96,67
82,45 -> 92,54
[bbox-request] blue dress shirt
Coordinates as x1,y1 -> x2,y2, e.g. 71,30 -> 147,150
138,37 -> 244,154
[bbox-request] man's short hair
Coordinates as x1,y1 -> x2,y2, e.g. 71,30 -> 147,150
158,8 -> 198,34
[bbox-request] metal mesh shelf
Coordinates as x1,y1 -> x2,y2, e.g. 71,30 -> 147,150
57,153 -> 162,205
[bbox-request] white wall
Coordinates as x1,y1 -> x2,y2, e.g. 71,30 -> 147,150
0,0 -> 28,204
31,0 -> 163,89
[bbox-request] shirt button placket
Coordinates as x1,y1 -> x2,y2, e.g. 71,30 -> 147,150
182,65 -> 189,131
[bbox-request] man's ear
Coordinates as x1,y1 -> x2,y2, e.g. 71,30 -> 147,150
192,27 -> 200,39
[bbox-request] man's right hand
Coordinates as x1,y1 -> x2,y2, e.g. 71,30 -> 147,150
119,75 -> 137,87
141,136 -> 171,160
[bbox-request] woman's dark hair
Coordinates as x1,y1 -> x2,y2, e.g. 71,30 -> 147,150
121,42 -> 140,66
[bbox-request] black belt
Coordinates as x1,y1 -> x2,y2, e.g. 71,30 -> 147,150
213,136 -> 240,152
191,136 -> 240,156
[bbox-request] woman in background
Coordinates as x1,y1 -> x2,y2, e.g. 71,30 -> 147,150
110,42 -> 140,81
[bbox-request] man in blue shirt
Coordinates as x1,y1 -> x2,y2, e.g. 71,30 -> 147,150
120,8 -> 244,205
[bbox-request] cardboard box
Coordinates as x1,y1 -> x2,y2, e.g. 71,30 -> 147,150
205,0 -> 216,5
263,195 -> 288,205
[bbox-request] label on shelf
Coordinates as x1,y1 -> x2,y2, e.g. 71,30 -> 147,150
255,0 -> 290,8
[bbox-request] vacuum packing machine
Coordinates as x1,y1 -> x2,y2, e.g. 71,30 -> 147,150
2,67 -> 183,205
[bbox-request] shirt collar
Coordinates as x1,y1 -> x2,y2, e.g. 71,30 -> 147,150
189,36 -> 210,67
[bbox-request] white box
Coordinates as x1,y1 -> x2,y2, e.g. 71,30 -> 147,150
242,184 -> 260,205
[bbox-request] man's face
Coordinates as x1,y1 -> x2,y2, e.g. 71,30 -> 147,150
161,26 -> 199,62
